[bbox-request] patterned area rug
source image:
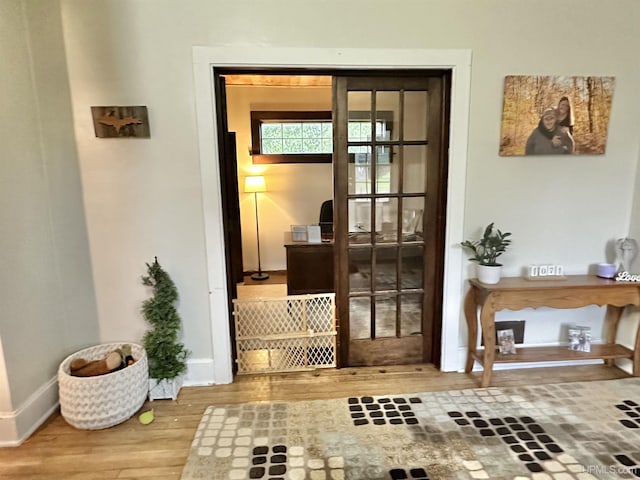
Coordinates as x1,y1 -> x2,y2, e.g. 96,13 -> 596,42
181,378 -> 640,480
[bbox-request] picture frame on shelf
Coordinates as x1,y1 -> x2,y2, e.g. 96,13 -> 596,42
568,325 -> 591,352
497,329 -> 517,355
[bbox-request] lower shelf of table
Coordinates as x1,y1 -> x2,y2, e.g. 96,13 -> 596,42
471,344 -> 633,366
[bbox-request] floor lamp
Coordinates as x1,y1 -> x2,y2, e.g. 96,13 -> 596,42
244,175 -> 269,281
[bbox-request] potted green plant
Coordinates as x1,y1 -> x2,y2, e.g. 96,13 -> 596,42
461,222 -> 512,284
141,257 -> 189,400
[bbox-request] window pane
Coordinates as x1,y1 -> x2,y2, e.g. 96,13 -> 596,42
262,138 -> 283,154
283,138 -> 303,153
282,123 -> 302,138
261,124 -> 282,138
302,137 -> 322,153
322,138 -> 333,152
302,122 -> 322,138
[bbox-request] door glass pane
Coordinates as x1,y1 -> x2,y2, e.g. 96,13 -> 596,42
400,293 -> 423,336
403,91 -> 428,141
375,247 -> 397,291
348,91 -> 372,115
375,146 -> 394,194
401,245 -> 424,289
348,91 -> 372,141
382,146 -> 399,194
375,91 -> 399,141
348,147 -> 372,195
350,297 -> 371,339
402,198 -> 424,242
349,199 -> 372,244
349,247 -> 371,293
375,296 -> 396,338
403,145 -> 427,194
376,198 -> 397,244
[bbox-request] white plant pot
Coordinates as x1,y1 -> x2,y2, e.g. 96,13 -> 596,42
149,376 -> 183,401
476,264 -> 502,284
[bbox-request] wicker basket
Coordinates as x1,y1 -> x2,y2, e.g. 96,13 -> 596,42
58,343 -> 149,430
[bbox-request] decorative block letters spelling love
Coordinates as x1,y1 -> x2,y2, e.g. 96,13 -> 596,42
616,271 -> 640,282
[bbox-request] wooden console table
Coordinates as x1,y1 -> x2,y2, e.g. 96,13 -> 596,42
464,275 -> 640,387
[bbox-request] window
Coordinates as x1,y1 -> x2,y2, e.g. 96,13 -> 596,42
250,110 -> 394,169
251,111 -> 332,164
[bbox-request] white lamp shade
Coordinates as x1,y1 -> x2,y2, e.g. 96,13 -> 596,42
244,175 -> 266,193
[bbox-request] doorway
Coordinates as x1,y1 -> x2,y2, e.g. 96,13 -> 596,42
192,46 -> 472,384
215,69 -> 450,369
334,74 -> 450,367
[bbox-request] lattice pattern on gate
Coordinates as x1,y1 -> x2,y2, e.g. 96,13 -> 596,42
233,293 -> 336,374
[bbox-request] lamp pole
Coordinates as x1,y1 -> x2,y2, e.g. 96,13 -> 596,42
251,190 -> 269,281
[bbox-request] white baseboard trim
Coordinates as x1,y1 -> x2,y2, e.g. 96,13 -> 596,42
184,357 -> 217,386
0,376 -> 59,447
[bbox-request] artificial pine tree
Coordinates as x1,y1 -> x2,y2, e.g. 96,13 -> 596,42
141,257 -> 189,382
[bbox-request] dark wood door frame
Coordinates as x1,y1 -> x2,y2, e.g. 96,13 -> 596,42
213,67 -> 450,370
213,74 -> 243,373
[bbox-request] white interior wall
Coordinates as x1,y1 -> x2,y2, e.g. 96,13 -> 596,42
226,85 -> 333,272
55,0 -> 640,387
0,0 -> 99,445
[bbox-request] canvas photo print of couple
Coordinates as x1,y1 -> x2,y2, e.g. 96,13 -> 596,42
499,75 -> 615,156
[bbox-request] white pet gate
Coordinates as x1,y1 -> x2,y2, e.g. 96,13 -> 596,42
233,293 -> 336,374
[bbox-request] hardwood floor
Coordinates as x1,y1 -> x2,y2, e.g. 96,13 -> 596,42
0,364 -> 630,480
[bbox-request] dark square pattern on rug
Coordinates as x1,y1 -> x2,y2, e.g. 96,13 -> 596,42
181,378 -> 640,480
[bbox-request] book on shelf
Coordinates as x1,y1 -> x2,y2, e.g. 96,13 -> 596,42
568,325 -> 591,352
497,328 -> 517,355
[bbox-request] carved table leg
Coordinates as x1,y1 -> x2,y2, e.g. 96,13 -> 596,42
480,297 -> 496,388
464,288 -> 478,374
604,305 -> 623,366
